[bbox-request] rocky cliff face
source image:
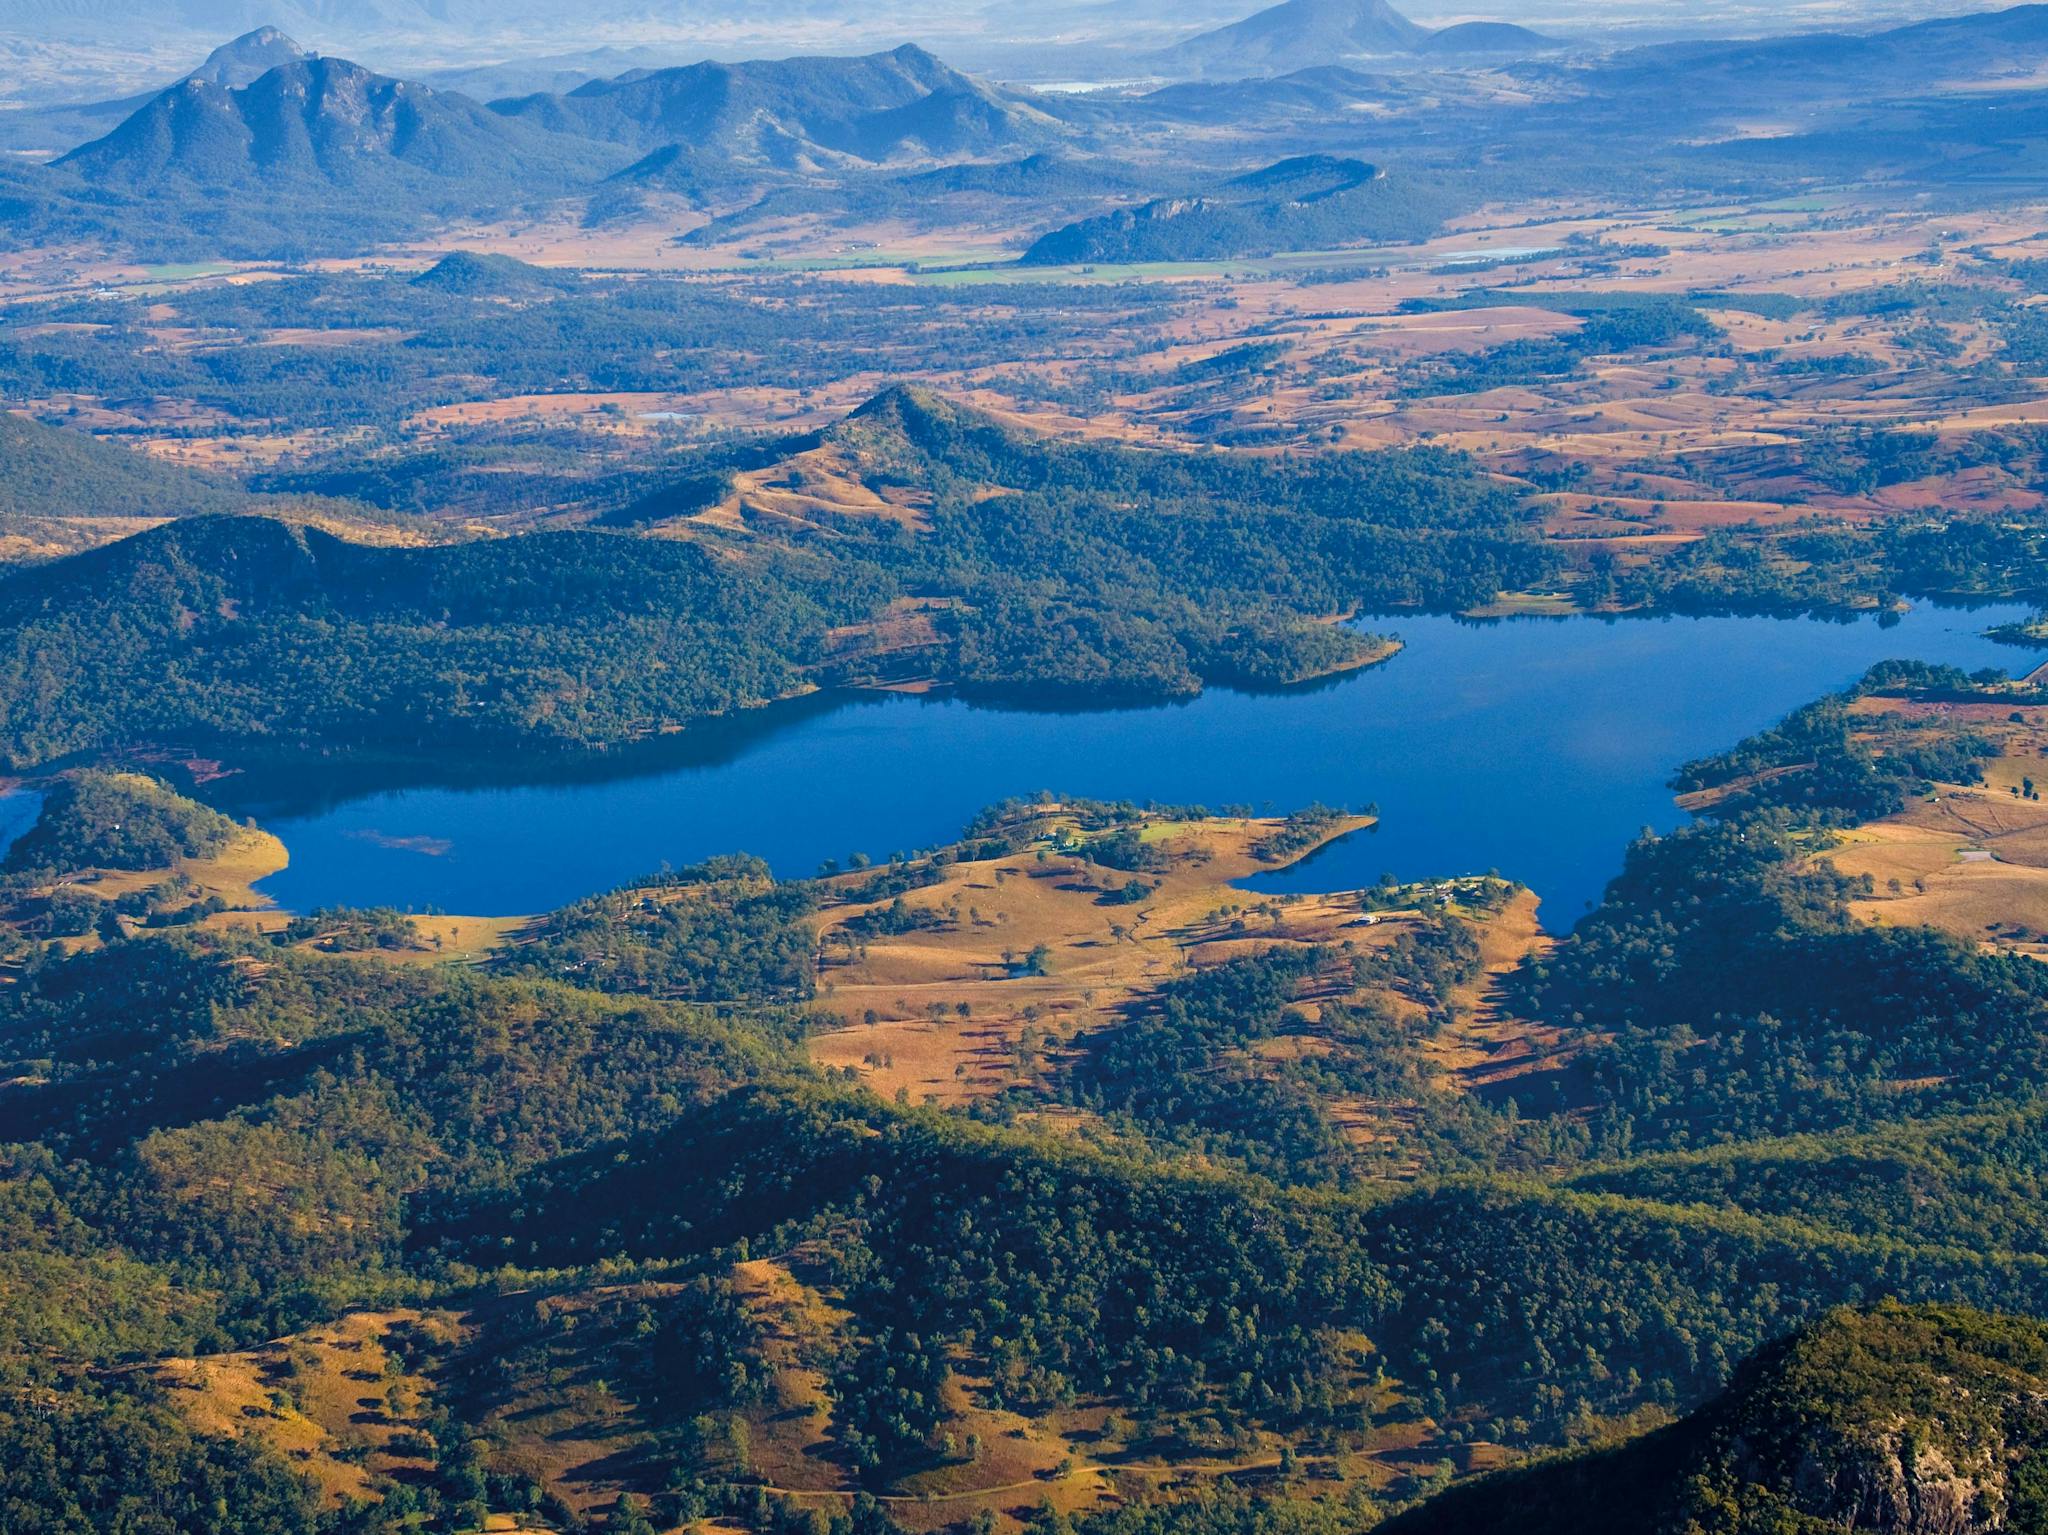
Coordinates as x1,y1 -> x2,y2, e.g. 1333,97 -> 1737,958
1380,1304 -> 2048,1535
1778,1424 -> 2006,1535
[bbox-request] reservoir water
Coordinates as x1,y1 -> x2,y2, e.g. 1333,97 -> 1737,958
204,604 -> 2035,928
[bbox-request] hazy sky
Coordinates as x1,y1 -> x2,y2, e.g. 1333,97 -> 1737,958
0,0 -> 2017,104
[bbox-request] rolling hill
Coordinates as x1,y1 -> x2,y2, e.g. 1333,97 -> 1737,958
0,385 -> 1535,767
0,513 -> 840,768
1419,20 -> 1560,55
1020,153 -> 1448,264
0,413 -> 241,523
0,413 -> 248,563
489,44 -> 1059,175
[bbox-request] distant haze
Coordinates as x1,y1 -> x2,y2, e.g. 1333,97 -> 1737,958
0,0 -> 2024,50
0,0 -> 2026,103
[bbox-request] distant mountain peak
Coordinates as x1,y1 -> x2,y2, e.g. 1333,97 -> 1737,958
1151,0 -> 1431,79
186,27 -> 311,90
56,51 -> 620,224
1146,0 -> 1555,78
1417,20 -> 1559,55
219,26 -> 301,51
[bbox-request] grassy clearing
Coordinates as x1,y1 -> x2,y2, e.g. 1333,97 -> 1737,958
807,810 -> 1375,1104
805,806 -> 1548,1113
140,262 -> 244,283
152,1310 -> 451,1508
77,823 -> 288,910
1820,701 -> 2048,955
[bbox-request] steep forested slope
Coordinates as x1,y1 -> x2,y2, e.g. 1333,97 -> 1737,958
1383,1304 -> 2048,1535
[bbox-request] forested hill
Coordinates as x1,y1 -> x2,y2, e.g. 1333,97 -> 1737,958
0,514 -> 848,768
9,386 -> 2047,771
18,674 -> 2048,1529
0,410 -> 244,522
1383,1304 -> 2048,1535
0,393 -> 1542,768
1020,155 -> 1450,265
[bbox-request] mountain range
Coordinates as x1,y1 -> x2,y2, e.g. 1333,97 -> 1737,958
28,2 -> 2046,263
56,53 -> 619,200
1563,2 -> 2048,104
30,38 -> 1073,251
489,44 -> 1058,173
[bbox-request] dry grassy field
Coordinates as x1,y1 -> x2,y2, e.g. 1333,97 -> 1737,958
801,805 -> 1557,1131
151,1310 -> 454,1508
1820,697 -> 2048,957
143,1244 -> 1451,1533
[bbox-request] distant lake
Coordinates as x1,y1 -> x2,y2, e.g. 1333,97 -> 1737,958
200,605 -> 2033,929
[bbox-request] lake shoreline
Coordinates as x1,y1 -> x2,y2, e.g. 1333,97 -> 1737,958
201,605 -> 2032,925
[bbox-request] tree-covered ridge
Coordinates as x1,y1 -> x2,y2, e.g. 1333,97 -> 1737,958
0,409 -> 244,523
0,392 -> 1539,768
0,514 -> 852,769
0,935 -> 799,1357
421,1085 -> 1392,1466
494,854 -> 822,1003
10,389 -> 2048,772
1490,662 -> 2048,1149
0,1386 -> 323,1535
0,928 -> 1417,1523
716,384 -> 1546,695
4,770 -> 239,875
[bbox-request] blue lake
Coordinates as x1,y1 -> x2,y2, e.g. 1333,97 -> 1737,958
213,604 -> 2035,927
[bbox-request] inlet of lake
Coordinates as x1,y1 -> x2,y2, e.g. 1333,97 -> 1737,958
205,605 -> 2034,929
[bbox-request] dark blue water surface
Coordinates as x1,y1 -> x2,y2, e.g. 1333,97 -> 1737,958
0,790 -> 44,862
234,607 -> 2033,927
